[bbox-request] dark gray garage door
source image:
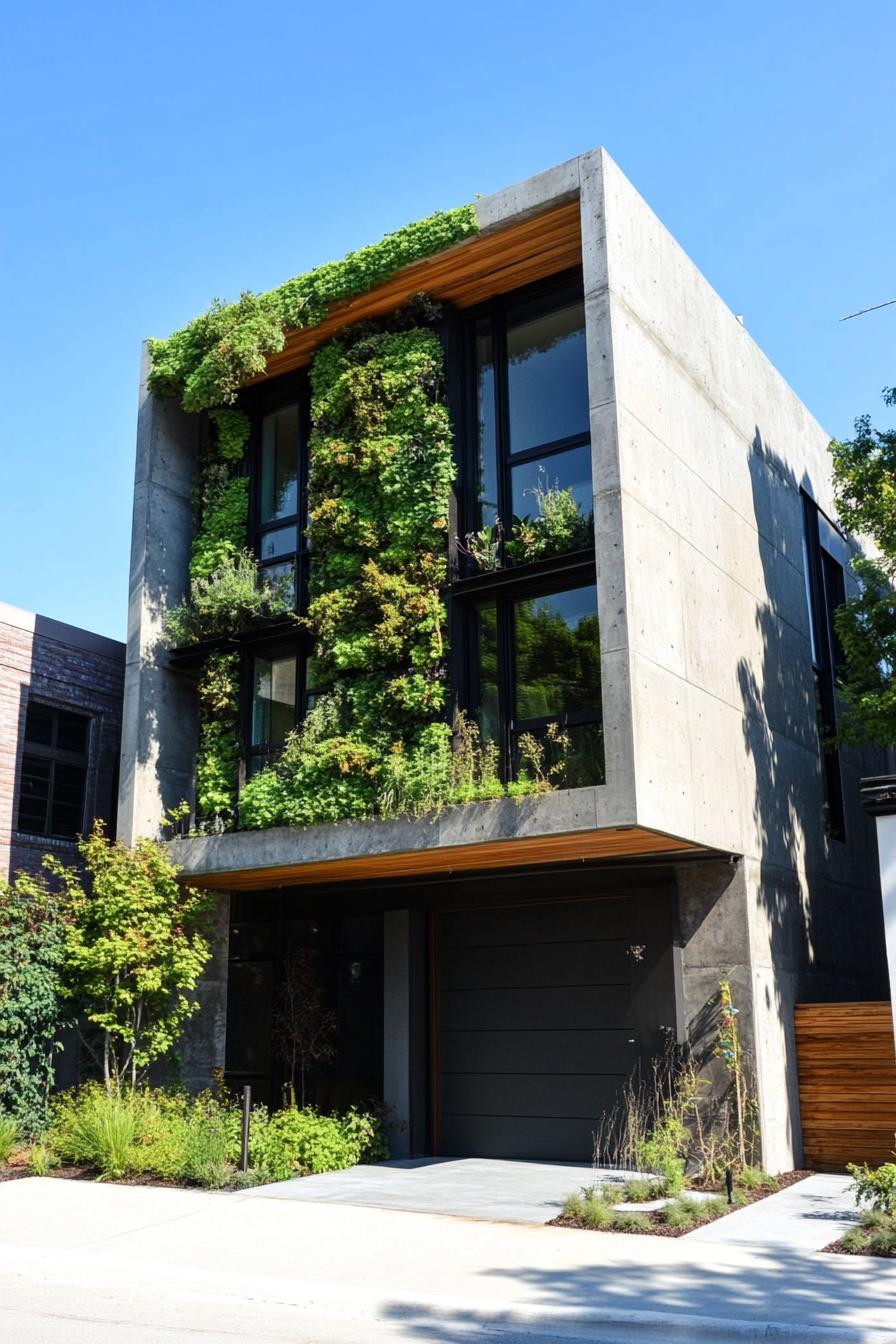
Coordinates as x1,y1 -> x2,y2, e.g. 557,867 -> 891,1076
438,897 -> 636,1161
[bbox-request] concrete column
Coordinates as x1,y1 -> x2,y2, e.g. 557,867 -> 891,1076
862,776 -> 896,1048
117,343 -> 200,843
383,909 -> 427,1157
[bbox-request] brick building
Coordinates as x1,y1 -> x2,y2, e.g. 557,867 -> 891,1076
0,600 -> 125,882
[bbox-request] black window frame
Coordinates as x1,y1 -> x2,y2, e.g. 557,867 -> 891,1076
455,267 -> 594,573
16,701 -> 91,840
448,270 -> 602,787
801,490 -> 847,841
238,371 -> 315,785
246,370 -> 312,616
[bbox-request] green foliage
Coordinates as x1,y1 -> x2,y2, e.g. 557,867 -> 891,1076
27,1142 -> 58,1175
51,1085 -> 138,1179
848,1159 -> 896,1215
165,550 -> 292,647
195,654 -> 240,826
189,478 -> 249,582
147,206 -> 479,413
248,1105 -> 388,1181
0,1114 -> 18,1164
0,872 -> 69,1136
830,392 -> 896,745
842,1210 -> 896,1257
505,473 -> 594,565
208,409 -> 251,463
613,1210 -> 651,1230
47,822 -> 215,1089
736,1165 -> 778,1191
640,1119 -> 687,1195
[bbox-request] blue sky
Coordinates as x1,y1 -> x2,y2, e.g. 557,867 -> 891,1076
0,1 -> 893,640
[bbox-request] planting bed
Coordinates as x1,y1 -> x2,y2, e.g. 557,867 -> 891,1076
548,1170 -> 813,1237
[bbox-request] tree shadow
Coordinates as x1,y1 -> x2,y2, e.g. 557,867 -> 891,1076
379,1240 -> 895,1342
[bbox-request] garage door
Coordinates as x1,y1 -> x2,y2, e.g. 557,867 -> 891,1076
438,897 -> 636,1161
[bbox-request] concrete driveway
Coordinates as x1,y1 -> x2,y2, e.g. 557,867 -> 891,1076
1,1176 -> 896,1342
252,1156 -> 597,1222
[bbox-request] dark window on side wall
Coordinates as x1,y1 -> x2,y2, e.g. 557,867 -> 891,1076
801,492 -> 847,840
17,703 -> 90,839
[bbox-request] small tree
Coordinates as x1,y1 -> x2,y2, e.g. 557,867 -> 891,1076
273,946 -> 338,1107
0,871 -> 69,1135
830,389 -> 896,746
47,821 -> 215,1091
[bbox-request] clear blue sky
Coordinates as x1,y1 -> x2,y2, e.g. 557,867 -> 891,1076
0,1 -> 892,641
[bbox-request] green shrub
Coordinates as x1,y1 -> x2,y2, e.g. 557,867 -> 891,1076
52,1086 -> 138,1179
736,1165 -> 778,1191
621,1177 -> 668,1202
249,1105 -> 387,1182
612,1210 -> 650,1230
662,1197 -> 701,1230
165,550 -> 293,647
563,1191 -> 586,1219
0,1114 -> 18,1164
848,1161 -> 896,1216
641,1120 -> 687,1195
27,1143 -> 58,1176
579,1191 -> 614,1229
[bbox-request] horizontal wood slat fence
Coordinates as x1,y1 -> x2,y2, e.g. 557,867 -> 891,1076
795,1002 -> 896,1171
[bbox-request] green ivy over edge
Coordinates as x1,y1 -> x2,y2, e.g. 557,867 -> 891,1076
146,205 -> 479,414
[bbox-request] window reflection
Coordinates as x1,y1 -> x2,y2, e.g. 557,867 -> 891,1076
506,299 -> 589,454
251,653 -> 297,747
260,406 -> 299,523
473,602 -> 500,744
514,586 -> 601,720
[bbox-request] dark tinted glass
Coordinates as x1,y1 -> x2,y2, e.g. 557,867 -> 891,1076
56,710 -> 89,754
514,585 -> 601,720
515,720 -> 605,788
509,446 -> 594,559
259,525 -> 297,562
24,703 -> 54,746
506,298 -> 589,454
251,654 -> 297,746
473,603 -> 500,743
17,755 -> 50,832
260,405 -> 299,523
50,764 -> 86,837
475,319 -> 499,528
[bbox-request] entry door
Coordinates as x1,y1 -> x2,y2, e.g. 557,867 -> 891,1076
437,897 -> 637,1161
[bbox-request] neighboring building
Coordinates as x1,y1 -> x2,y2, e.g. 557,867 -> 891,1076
0,600 -> 125,881
118,148 -> 890,1169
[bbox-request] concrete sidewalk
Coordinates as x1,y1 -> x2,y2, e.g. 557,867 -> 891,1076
0,1177 -> 895,1342
688,1173 -> 857,1250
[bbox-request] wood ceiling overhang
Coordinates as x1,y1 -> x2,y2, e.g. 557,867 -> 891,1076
181,826 -> 707,893
247,198 -> 582,385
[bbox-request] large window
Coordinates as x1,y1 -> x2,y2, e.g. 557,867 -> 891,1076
241,378 -> 316,781
468,275 -> 594,567
17,702 -> 90,839
802,492 -> 847,839
250,386 -> 309,612
454,274 -> 603,789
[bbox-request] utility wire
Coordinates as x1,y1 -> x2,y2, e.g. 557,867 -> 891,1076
840,298 -> 896,321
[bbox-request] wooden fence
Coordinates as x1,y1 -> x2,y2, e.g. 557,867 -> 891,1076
794,1001 -> 896,1171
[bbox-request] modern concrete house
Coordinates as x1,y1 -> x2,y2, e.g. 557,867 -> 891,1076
118,148 -> 889,1170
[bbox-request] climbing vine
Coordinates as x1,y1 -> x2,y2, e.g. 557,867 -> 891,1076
147,206 -> 479,414
239,315 -> 454,829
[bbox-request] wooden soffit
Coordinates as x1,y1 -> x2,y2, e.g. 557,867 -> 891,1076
248,199 -> 582,384
182,826 -> 706,893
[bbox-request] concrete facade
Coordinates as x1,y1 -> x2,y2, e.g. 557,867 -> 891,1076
120,148 -> 890,1169
0,599 -> 124,881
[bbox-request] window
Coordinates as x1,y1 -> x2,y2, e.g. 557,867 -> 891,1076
468,581 -> 604,786
250,386 -> 309,611
238,377 -> 319,781
468,275 -> 594,567
802,492 -> 847,839
453,274 -> 603,789
17,702 -> 90,839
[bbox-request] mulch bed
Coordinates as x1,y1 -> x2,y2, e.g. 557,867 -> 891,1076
547,1170 -> 814,1238
0,1161 -> 196,1189
822,1237 -> 895,1258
